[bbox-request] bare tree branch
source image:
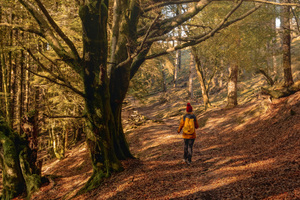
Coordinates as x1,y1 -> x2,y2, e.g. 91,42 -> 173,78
251,0 -> 300,7
142,0 -> 198,12
38,50 -> 66,79
43,113 -> 86,119
25,47 -> 66,83
291,7 -> 300,33
17,0 -> 82,75
146,1 -> 262,59
33,0 -> 81,62
138,0 -> 212,38
146,32 -> 213,43
109,0 -> 122,76
21,45 -> 85,98
27,67 -> 85,98
137,14 -> 161,55
142,0 -> 300,14
116,13 -> 160,68
0,23 -> 43,36
184,23 -> 213,30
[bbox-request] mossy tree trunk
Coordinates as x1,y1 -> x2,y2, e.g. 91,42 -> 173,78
0,115 -> 41,200
79,1 -> 123,191
108,0 -> 144,160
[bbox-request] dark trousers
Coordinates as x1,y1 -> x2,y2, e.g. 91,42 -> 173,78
184,139 -> 195,162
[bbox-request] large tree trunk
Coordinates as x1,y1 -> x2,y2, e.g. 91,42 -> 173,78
108,0 -> 121,77
0,121 -> 24,199
21,88 -> 41,174
0,115 -> 42,199
281,0 -> 294,87
227,62 -> 238,108
79,1 -> 123,192
109,35 -> 132,161
109,1 -> 145,161
79,0 -> 146,191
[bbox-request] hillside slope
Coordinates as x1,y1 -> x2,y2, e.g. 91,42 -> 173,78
27,90 -> 299,200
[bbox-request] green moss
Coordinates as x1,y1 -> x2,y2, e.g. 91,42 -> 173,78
19,149 -> 41,196
111,161 -> 124,173
0,120 -> 25,200
76,170 -> 105,195
1,116 -> 42,199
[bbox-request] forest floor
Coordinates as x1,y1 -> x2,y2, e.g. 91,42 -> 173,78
2,87 -> 299,199
24,89 -> 300,200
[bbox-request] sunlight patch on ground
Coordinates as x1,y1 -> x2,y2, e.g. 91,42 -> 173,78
265,188 -> 300,200
140,134 -> 181,152
116,174 -> 145,190
61,174 -> 90,188
169,174 -> 251,199
201,144 -> 226,152
146,160 -> 187,167
204,156 -> 222,164
201,174 -> 252,191
61,175 -> 91,199
205,117 -> 227,128
42,143 -> 88,174
79,146 -> 87,152
43,159 -> 60,173
214,157 -> 235,166
217,158 -> 275,173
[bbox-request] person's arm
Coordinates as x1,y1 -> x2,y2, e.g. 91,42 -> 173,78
194,116 -> 199,129
177,117 -> 184,133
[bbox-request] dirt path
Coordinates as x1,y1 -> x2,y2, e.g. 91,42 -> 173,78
27,91 -> 300,200
76,91 -> 300,200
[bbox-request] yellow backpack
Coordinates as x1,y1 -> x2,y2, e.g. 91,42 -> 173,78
182,116 -> 195,134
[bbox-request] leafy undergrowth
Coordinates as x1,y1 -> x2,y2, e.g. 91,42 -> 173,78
4,90 -> 300,200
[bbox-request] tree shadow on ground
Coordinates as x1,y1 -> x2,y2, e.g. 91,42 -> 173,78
96,93 -> 300,200
31,142 -> 92,200
56,92 -> 300,200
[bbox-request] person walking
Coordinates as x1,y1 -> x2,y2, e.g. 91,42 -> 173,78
177,103 -> 199,165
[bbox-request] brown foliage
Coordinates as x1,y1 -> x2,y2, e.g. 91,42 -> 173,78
8,91 -> 299,200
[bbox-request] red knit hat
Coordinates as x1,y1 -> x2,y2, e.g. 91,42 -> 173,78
186,103 -> 193,112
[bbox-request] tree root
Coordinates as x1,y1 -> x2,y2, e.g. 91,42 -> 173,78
261,80 -> 300,99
